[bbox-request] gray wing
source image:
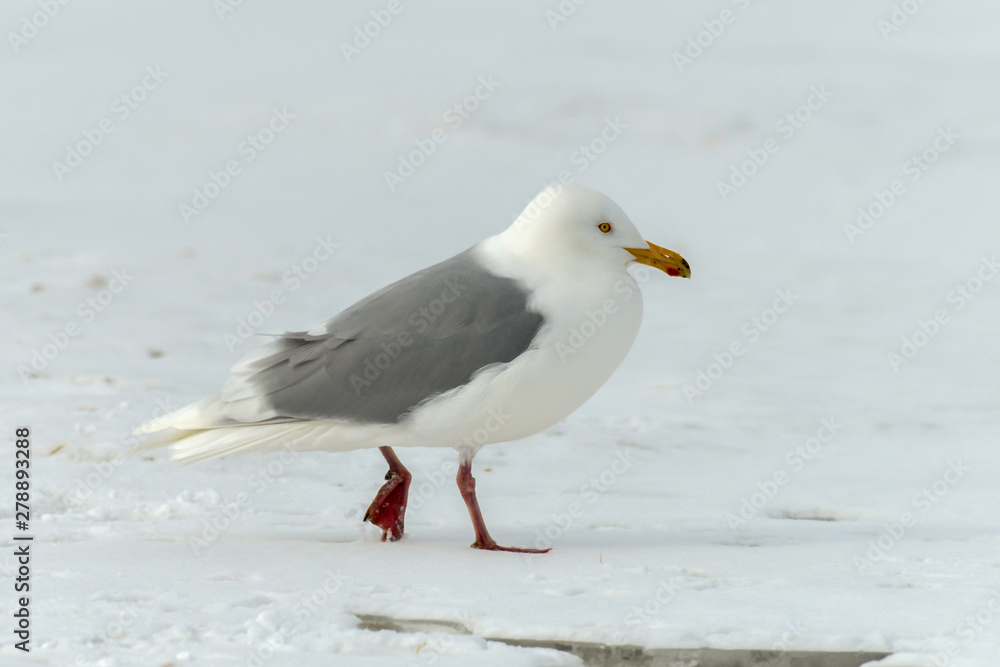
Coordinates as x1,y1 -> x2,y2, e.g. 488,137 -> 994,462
220,247 -> 544,425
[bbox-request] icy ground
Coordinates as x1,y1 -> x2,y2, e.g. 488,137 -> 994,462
3,1 -> 1000,665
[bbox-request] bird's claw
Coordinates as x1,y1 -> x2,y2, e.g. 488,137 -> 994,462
471,539 -> 551,554
364,468 -> 411,541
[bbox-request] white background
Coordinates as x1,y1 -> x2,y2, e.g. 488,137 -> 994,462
2,1 -> 999,665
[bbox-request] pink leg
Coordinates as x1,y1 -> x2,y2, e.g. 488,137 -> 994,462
456,454 -> 550,554
364,446 -> 412,541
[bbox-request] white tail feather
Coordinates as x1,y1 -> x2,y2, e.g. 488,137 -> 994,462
134,396 -> 232,435
133,396 -> 392,464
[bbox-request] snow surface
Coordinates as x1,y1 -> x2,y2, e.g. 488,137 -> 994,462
3,1 -> 1000,665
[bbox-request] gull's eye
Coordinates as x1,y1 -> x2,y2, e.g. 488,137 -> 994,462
598,222 -> 613,234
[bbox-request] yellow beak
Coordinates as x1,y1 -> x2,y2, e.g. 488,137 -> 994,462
626,241 -> 691,278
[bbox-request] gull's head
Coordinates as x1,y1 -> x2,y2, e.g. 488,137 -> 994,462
500,184 -> 691,279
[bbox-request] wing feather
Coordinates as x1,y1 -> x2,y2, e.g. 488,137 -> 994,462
219,247 -> 544,425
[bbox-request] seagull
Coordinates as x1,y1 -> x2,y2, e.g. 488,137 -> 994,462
136,184 -> 690,552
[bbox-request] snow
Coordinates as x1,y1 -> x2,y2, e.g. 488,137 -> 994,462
3,1 -> 1000,665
